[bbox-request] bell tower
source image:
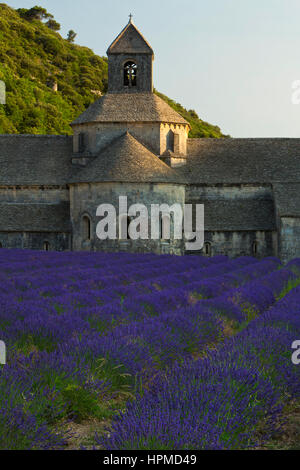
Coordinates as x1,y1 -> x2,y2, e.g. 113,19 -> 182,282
107,15 -> 154,93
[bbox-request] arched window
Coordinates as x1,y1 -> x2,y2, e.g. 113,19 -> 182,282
124,61 -> 137,87
166,130 -> 174,152
204,242 -> 212,256
43,241 -> 50,251
252,241 -> 258,256
82,215 -> 91,241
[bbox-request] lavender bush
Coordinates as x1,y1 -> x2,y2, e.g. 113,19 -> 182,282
0,249 -> 299,449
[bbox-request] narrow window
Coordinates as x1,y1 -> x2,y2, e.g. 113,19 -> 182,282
124,61 -> 137,87
127,217 -> 131,240
204,242 -> 211,256
160,214 -> 170,240
78,133 -> 87,153
166,130 -> 175,152
43,241 -> 50,251
0,242 -> 2,248
83,215 -> 91,241
252,241 -> 258,256
119,215 -> 131,240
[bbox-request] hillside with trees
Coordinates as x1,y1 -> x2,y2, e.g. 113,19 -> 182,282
0,4 -> 228,137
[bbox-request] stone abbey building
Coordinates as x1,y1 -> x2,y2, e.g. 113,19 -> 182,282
0,19 -> 300,262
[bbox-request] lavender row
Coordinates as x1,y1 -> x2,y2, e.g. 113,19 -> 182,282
98,282 -> 300,450
0,258 -> 283,350
0,252 -> 228,295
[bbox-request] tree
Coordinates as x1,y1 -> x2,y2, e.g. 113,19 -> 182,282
67,30 -> 77,43
20,6 -> 54,21
46,19 -> 61,31
17,8 -> 29,18
188,109 -> 199,119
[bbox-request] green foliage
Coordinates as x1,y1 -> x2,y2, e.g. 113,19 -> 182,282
155,90 -> 229,138
17,5 -> 53,21
0,3 -> 227,138
0,3 -> 108,134
67,29 -> 76,43
46,19 -> 60,31
276,277 -> 300,301
60,384 -> 103,422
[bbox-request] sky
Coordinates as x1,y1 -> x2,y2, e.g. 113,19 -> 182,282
5,0 -> 300,137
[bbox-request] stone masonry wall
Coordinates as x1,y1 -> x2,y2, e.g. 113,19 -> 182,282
0,186 -> 71,251
160,123 -> 189,156
279,217 -> 300,263
70,182 -> 185,255
0,232 -> 71,251
194,230 -> 277,258
108,54 -> 153,93
0,186 -> 69,203
185,184 -> 278,258
73,122 -> 161,156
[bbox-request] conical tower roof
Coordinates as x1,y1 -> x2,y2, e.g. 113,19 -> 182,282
107,18 -> 153,55
71,93 -> 189,126
70,132 -> 186,184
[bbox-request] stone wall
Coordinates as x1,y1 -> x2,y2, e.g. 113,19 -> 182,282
0,185 -> 69,203
73,122 -> 161,156
185,184 -> 278,258
70,181 -> 185,255
279,217 -> 300,263
0,185 -> 71,251
160,123 -> 189,156
0,232 -> 71,251
187,184 -> 274,201
73,121 -> 189,158
108,53 -> 153,93
188,230 -> 277,258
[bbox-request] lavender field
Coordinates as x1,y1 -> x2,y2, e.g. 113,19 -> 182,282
0,249 -> 299,450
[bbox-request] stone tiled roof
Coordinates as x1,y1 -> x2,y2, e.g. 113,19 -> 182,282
107,21 -> 153,55
200,199 -> 276,231
70,132 -> 186,184
0,202 -> 71,232
273,183 -> 300,217
0,135 -> 73,185
71,93 -> 189,126
184,138 -> 300,184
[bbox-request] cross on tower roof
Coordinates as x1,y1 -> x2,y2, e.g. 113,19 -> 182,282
129,13 -> 133,23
